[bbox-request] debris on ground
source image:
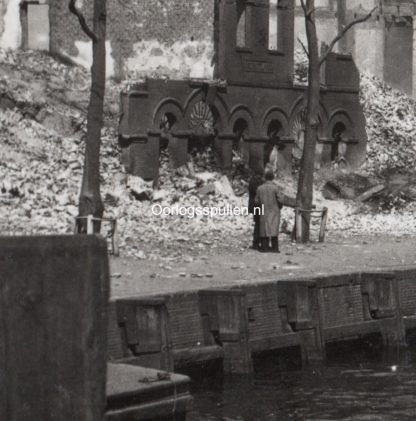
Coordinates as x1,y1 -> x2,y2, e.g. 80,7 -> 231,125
360,73 -> 416,175
356,184 -> 386,202
1,48 -> 416,261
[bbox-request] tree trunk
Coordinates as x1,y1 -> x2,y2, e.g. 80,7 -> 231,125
296,0 -> 320,243
78,0 -> 107,233
295,0 -> 375,243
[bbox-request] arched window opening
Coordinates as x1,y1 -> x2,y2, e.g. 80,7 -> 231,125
265,119 -> 282,168
233,118 -> 248,148
331,122 -> 346,161
291,110 -> 305,161
232,118 -> 249,165
160,112 -> 177,150
268,119 -> 282,139
269,0 -> 279,51
188,101 -> 218,154
236,8 -> 247,48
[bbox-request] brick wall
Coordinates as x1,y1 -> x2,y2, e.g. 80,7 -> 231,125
49,0 -> 414,96
50,0 -> 215,80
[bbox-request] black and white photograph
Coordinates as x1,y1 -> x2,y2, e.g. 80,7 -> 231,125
1,0 -> 416,420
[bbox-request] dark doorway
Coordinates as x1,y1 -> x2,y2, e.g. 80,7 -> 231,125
265,119 -> 282,167
233,118 -> 249,168
331,122 -> 346,161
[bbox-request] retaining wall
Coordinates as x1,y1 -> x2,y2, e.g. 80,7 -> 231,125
108,267 -> 416,374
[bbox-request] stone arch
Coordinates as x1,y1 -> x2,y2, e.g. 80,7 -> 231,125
152,98 -> 187,169
225,105 -> 255,169
289,97 -> 329,167
261,107 -> 291,173
152,98 -> 184,131
261,107 -> 289,137
328,109 -> 354,137
228,105 -> 255,136
328,110 -> 355,163
183,89 -> 230,161
289,97 -> 329,137
183,89 -> 228,135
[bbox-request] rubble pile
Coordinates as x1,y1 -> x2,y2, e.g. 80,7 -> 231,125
360,72 -> 416,174
1,49 -> 416,260
0,49 -> 119,233
293,48 -> 308,85
112,176 -> 252,260
314,189 -> 416,237
294,48 -> 416,176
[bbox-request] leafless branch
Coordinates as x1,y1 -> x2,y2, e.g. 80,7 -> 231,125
306,7 -> 317,18
69,0 -> 97,42
297,37 -> 309,58
300,0 -> 307,14
319,6 -> 377,66
300,0 -> 315,20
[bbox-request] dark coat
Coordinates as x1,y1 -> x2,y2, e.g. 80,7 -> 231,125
248,175 -> 264,214
254,181 -> 295,237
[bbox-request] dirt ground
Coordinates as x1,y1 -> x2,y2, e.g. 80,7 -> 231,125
110,233 -> 416,299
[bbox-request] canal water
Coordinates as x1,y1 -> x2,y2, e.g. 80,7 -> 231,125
187,336 -> 416,420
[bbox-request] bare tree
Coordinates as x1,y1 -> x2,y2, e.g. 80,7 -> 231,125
296,0 -> 376,242
69,0 -> 107,233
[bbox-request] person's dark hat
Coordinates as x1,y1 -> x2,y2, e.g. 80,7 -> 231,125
265,170 -> 274,181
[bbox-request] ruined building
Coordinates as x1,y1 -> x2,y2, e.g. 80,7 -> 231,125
294,0 -> 416,98
2,1 -> 415,98
118,0 -> 367,180
1,1 -> 413,178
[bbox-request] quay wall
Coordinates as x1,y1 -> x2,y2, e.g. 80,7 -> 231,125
107,266 -> 416,372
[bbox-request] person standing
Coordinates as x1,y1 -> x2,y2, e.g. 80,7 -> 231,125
254,170 -> 295,252
248,170 -> 264,250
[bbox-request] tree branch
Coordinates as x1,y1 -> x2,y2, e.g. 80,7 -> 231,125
319,6 -> 377,66
297,37 -> 309,58
300,0 -> 307,14
69,0 -> 97,42
306,7 -> 317,19
300,0 -> 315,20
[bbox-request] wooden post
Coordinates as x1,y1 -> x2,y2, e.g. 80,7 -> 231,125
0,235 -> 109,421
116,298 -> 174,371
112,220 -> 119,257
199,289 -> 253,374
361,272 -> 406,348
87,214 -> 94,234
319,207 -> 328,242
295,208 -> 302,243
278,281 -> 324,365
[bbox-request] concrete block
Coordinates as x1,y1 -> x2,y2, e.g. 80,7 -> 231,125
0,235 -> 109,421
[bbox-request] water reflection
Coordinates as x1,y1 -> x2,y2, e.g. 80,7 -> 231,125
187,336 -> 416,420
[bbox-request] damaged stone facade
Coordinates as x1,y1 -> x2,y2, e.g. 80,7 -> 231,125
49,0 -> 215,80
294,0 -> 416,98
1,1 -> 414,97
0,1 -> 410,177
119,0 -> 368,180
